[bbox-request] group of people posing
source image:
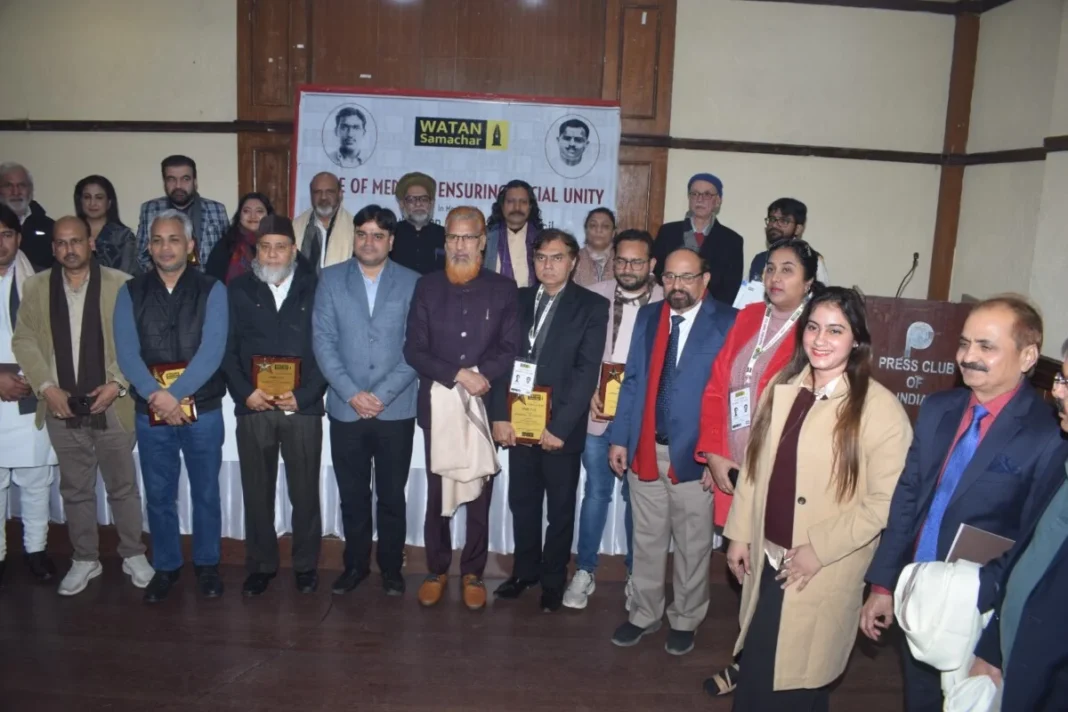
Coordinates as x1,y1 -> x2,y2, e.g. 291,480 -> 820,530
0,157 -> 1065,711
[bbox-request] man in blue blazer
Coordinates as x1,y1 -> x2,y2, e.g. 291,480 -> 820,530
607,248 -> 736,656
312,204 -> 420,597
861,296 -> 1068,712
967,356 -> 1068,712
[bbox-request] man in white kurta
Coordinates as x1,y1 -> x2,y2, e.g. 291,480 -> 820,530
0,237 -> 57,585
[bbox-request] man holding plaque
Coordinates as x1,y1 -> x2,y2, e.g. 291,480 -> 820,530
404,205 -> 520,610
608,247 -> 735,655
222,215 -> 328,597
114,209 -> 229,603
490,229 -> 609,612
313,205 -> 420,597
563,229 -> 663,611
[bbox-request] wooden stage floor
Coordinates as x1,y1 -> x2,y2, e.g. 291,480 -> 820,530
0,555 -> 907,712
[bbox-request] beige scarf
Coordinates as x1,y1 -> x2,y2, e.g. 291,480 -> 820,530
430,368 -> 499,516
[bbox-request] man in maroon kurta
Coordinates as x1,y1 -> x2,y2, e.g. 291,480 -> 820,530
403,206 -> 520,610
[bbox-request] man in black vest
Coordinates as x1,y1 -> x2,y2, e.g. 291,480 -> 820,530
222,215 -> 327,597
114,209 -> 228,604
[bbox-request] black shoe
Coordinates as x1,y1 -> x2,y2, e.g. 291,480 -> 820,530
0,558 -> 6,587
382,570 -> 405,596
25,551 -> 56,582
242,572 -> 275,597
665,628 -> 696,656
143,569 -> 181,604
295,569 -> 319,594
331,568 -> 368,595
493,576 -> 539,599
195,565 -> 224,598
611,620 -> 662,647
540,587 -> 563,612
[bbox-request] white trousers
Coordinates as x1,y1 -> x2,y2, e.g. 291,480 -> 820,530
0,465 -> 54,560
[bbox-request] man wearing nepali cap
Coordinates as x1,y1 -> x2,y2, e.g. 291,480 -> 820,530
392,172 -> 445,276
652,173 -> 744,306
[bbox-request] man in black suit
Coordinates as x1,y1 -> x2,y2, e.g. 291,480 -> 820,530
490,229 -> 609,612
651,173 -> 743,305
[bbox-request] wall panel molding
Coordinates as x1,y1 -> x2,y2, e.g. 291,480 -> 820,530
745,0 -> 1014,15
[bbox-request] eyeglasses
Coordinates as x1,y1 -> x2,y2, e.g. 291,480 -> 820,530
534,253 -> 568,264
688,191 -> 718,201
765,216 -> 795,227
404,195 -> 432,206
1054,373 -> 1068,388
445,233 -> 482,244
613,257 -> 648,270
662,272 -> 704,285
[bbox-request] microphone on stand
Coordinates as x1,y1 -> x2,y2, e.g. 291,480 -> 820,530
895,252 -> 920,299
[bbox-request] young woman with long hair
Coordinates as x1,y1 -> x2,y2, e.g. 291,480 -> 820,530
74,175 -> 139,275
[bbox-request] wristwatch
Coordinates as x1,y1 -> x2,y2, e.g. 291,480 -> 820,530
114,383 -> 128,398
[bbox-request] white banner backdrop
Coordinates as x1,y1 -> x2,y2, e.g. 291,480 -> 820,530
292,87 -> 621,235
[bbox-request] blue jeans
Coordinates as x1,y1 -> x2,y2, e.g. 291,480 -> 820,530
136,408 -> 224,572
576,432 -> 633,573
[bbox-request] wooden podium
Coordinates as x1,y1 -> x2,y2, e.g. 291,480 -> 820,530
866,296 -> 972,423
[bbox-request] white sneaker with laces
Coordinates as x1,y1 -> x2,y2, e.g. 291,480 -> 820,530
122,555 -> 155,589
624,573 -> 636,612
58,560 -> 103,596
562,569 -> 596,610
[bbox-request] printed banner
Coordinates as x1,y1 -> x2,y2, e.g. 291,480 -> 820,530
292,87 -> 621,239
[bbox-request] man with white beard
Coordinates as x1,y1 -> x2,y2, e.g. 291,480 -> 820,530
391,172 -> 445,275
0,162 -> 55,271
222,214 -> 328,597
292,172 -> 355,275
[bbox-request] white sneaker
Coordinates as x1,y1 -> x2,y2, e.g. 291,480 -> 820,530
624,573 -> 636,612
57,560 -> 103,596
562,569 -> 596,610
122,555 -> 155,589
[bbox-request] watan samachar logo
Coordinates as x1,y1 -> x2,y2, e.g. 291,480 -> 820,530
414,117 -> 509,150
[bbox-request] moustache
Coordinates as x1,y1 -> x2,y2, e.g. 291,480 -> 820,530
1056,398 -> 1065,415
960,361 -> 989,372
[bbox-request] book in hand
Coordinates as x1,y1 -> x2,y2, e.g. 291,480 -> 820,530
946,524 -> 1015,566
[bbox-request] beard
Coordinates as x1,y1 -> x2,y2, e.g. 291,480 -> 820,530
314,203 -> 338,220
667,289 -> 697,310
445,255 -> 482,285
167,189 -> 193,208
252,258 -> 295,285
405,209 -> 431,228
1,195 -> 27,214
616,272 -> 648,291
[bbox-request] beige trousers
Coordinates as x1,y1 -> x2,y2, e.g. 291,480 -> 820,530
628,443 -> 714,631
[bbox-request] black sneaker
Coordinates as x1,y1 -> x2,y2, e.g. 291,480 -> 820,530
242,572 -> 275,597
195,565 -> 224,598
611,620 -> 662,647
665,628 -> 695,656
382,570 -> 405,596
331,568 -> 368,595
25,551 -> 56,582
540,587 -> 563,613
0,557 -> 7,587
295,569 -> 319,594
143,569 -> 181,604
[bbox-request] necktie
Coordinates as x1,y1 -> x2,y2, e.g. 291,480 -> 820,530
915,404 -> 990,562
655,315 -> 685,436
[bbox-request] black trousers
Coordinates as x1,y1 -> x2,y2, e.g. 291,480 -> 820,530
330,416 -> 415,575
507,446 -> 581,591
901,633 -> 944,712
732,560 -> 830,712
235,410 -> 323,574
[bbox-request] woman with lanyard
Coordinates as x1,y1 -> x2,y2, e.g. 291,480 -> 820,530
694,237 -> 821,697
722,287 -> 910,711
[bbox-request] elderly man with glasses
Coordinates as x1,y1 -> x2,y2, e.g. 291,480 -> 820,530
391,172 -> 445,275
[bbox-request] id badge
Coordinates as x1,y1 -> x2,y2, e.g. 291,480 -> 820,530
509,360 -> 537,396
729,388 -> 752,431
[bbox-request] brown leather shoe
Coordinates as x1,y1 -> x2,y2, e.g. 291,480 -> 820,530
418,574 -> 447,607
462,574 -> 487,611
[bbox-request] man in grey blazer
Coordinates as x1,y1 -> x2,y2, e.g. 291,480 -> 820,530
312,204 -> 420,597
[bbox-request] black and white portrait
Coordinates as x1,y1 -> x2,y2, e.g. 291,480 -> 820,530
322,104 -> 377,168
545,115 -> 599,179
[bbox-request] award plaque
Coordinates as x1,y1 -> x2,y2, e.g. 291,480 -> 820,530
252,356 -> 302,398
597,362 -> 625,421
148,361 -> 198,426
508,386 -> 552,445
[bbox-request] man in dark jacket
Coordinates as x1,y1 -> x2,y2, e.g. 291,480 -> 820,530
114,209 -> 228,604
0,162 -> 55,270
652,173 -> 743,305
222,215 -> 328,598
391,172 -> 445,275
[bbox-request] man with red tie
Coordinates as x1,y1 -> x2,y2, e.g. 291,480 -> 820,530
861,295 -> 1068,712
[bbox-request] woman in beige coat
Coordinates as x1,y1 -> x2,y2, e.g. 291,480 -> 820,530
724,287 -> 912,711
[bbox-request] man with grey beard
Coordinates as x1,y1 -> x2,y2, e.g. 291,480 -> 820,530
222,214 -> 328,597
0,161 -> 55,270
391,172 -> 445,275
293,172 -> 355,274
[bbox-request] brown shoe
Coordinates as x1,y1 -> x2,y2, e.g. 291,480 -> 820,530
418,574 -> 447,607
462,574 -> 487,610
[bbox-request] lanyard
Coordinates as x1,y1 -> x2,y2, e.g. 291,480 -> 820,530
527,284 -> 558,353
743,303 -> 804,386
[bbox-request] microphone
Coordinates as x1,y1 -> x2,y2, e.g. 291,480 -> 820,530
895,252 -> 920,299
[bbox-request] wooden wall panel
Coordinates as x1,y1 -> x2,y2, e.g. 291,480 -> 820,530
239,133 -> 293,217
237,0 -> 309,121
616,145 -> 668,236
603,0 -> 676,135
